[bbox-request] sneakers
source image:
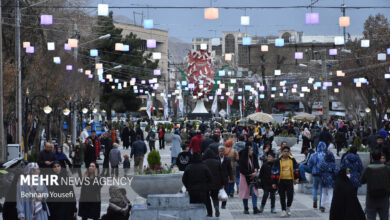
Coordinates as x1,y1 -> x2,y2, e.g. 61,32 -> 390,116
280,210 -> 289,217
259,205 -> 264,213
320,206 -> 325,212
313,201 -> 317,208
253,207 -> 260,214
243,208 -> 249,214
215,209 -> 220,217
271,208 -> 276,213
286,207 -> 291,216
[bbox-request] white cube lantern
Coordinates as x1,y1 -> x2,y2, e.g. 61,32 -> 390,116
241,16 -> 250,25
361,40 -> 370,48
225,53 -> 232,61
98,4 -> 109,16
200,43 -> 207,50
274,70 -> 281,76
378,53 -> 386,61
334,36 -> 344,45
115,43 -> 123,51
211,38 -> 221,46
153,52 -> 162,60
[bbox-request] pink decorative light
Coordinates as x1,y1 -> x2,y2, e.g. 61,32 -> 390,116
295,52 -> 303,59
64,44 -> 71,51
305,13 -> 319,24
88,74 -> 93,79
40,15 -> 53,25
337,82 -> 342,86
26,46 -> 35,54
147,39 -> 157,48
153,69 -> 161,76
329,49 -> 337,56
66,65 -> 73,71
141,80 -> 146,84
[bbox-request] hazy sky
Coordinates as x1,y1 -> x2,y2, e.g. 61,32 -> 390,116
91,0 -> 390,42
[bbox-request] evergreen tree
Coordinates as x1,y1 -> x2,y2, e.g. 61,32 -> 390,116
87,12 -> 159,119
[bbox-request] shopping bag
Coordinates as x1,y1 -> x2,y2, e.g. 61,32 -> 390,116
218,188 -> 228,201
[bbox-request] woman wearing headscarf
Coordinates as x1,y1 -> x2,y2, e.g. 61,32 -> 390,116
101,186 -> 131,220
329,168 -> 365,220
340,146 -> 364,194
47,161 -> 77,220
171,129 -> 182,166
55,146 -> 72,169
224,139 -> 239,197
238,143 -> 260,214
301,128 -> 311,153
17,162 -> 50,220
78,162 -> 103,220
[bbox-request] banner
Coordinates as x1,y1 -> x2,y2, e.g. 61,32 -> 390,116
228,83 -> 234,105
226,99 -> 231,118
255,93 -> 259,112
211,92 -> 218,116
146,94 -> 153,119
179,87 -> 184,116
163,89 -> 169,120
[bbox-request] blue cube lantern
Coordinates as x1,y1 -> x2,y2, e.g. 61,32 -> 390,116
242,37 -> 251,46
275,38 -> 284,47
90,49 -> 98,57
144,19 -> 154,29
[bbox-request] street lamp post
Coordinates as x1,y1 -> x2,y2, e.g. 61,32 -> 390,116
43,105 -> 52,141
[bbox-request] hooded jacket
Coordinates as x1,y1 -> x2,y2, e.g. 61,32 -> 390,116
340,153 -> 364,188
202,149 -> 223,190
308,142 -> 327,176
182,153 -> 212,191
319,151 -> 339,188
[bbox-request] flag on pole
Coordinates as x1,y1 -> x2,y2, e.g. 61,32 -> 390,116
255,93 -> 259,112
146,93 -> 153,119
163,89 -> 169,120
211,92 -> 218,116
226,99 -> 231,118
179,87 -> 184,116
239,99 -> 243,119
228,84 -> 234,105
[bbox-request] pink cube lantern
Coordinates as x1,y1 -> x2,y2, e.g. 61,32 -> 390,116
88,74 -> 93,79
40,15 -> 53,25
66,65 -> 73,71
153,69 -> 161,76
337,82 -> 342,86
147,39 -> 157,49
295,52 -> 303,59
329,49 -> 337,56
305,13 -> 319,24
64,44 -> 71,51
26,46 -> 35,54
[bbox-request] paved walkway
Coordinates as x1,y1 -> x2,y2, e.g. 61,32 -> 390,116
68,139 -> 366,219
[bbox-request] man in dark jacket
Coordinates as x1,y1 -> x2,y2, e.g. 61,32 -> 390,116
131,136 -> 147,173
101,132 -> 113,176
319,127 -> 332,147
37,142 -> 56,170
202,149 -> 223,217
84,131 -> 100,168
182,153 -> 212,208
367,129 -> 378,152
360,149 -> 390,220
120,125 -> 131,149
207,134 -> 220,155
218,145 -> 233,209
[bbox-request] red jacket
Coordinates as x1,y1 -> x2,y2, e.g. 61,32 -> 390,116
189,134 -> 204,153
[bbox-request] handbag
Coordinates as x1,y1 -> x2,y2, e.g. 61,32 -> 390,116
218,189 -> 228,201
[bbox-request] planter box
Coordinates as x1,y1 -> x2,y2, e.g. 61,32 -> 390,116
274,137 -> 297,147
131,173 -> 183,198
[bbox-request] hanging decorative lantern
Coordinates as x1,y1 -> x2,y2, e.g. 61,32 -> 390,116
143,19 -> 154,29
261,45 -> 268,52
211,38 -> 220,46
47,42 -> 55,51
274,70 -> 281,76
204,8 -> 219,20
225,53 -> 232,61
147,39 -> 157,49
23,42 -> 30,48
96,63 -> 103,69
334,36 -> 344,45
68,39 -> 78,48
90,49 -> 98,56
339,16 -> 350,27
153,69 -> 161,76
241,16 -> 250,25
53,57 -> 61,64
66,65 -> 73,71
200,43 -> 208,50
98,4 -> 109,16
275,38 -> 284,47
361,40 -> 370,48
152,52 -> 161,59
329,49 -> 337,56
115,43 -> 123,51
305,13 -> 319,24
26,46 -> 35,54
242,37 -> 251,46
295,52 -> 303,59
40,15 -> 53,25
378,53 -> 386,61
64,43 -> 71,51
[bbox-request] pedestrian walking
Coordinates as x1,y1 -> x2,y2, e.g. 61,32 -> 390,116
120,124 -> 131,149
100,186 -> 131,220
47,161 -> 77,220
146,128 -> 156,152
100,132 -> 113,177
131,136 -> 147,173
224,139 -> 239,197
238,143 -> 260,215
78,162 -> 102,220
329,168 -> 365,220
302,128 -> 311,153
55,146 -> 72,169
123,154 -> 131,177
318,151 -> 338,212
360,149 -> 390,220
271,146 -> 300,217
84,130 -> 100,169
259,151 -> 277,213
109,143 -> 122,177
72,145 -> 83,178
182,153 -> 212,208
158,124 -> 165,149
189,131 -> 204,153
202,149 -> 224,217
171,130 -> 182,166
218,145 -> 233,209
308,141 -> 327,209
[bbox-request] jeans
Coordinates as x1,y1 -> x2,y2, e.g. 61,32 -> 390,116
242,186 -> 257,209
159,137 -> 165,149
299,164 -> 311,180
320,187 -> 333,209
171,157 -> 177,166
312,175 -> 322,204
261,189 -> 275,208
366,197 -> 389,220
278,179 -> 294,211
225,183 -> 235,195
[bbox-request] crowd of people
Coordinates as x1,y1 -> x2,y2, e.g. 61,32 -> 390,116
2,118 -> 390,219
